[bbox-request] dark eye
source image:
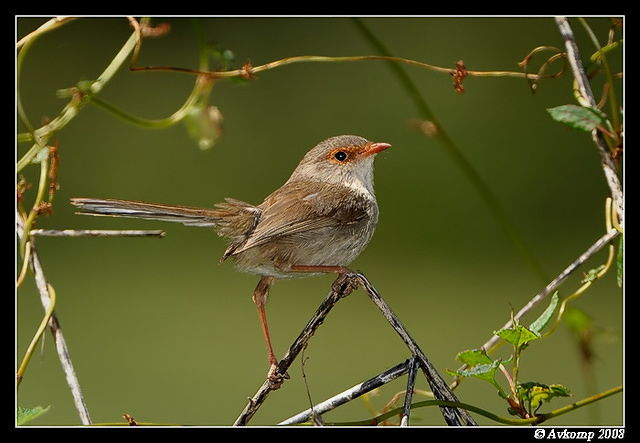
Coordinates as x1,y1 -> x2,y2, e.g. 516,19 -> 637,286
333,151 -> 348,161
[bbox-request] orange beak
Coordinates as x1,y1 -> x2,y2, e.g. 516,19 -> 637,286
364,142 -> 392,157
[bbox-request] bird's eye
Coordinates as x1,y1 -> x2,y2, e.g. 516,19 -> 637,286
333,151 -> 348,162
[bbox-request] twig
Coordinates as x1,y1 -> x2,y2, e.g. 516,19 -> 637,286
16,17 -> 76,50
17,282 -> 56,385
16,211 -> 92,425
130,52 -> 559,83
300,347 -> 325,426
355,273 -> 476,426
476,227 -> 619,358
347,384 -> 621,426
30,229 -> 165,238
555,17 -> 624,227
233,275 -> 355,426
234,272 -> 476,426
17,21 -> 140,169
279,359 -> 413,425
401,356 -> 419,426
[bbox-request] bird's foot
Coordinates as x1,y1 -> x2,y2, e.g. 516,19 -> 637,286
267,362 -> 290,390
332,271 -> 359,297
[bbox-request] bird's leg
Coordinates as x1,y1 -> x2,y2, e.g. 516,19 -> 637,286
252,276 -> 287,386
252,267 -> 356,389
289,265 -> 351,274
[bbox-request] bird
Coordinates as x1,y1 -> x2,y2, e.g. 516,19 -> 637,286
71,135 -> 391,385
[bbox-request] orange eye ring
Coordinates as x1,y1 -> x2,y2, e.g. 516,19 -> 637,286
327,146 -> 357,163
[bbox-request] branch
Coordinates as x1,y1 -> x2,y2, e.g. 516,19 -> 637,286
343,384 -> 622,426
234,272 -> 476,426
279,359 -> 413,425
30,229 -> 165,238
477,227 -> 619,358
356,273 -> 475,426
233,276 -> 354,426
130,53 -> 559,83
15,211 -> 92,425
401,356 -> 420,426
555,17 -> 624,227
17,19 -> 140,169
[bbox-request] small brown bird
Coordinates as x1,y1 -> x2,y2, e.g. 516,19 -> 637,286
71,135 -> 390,382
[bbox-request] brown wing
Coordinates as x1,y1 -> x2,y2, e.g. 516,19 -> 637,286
226,181 -> 371,257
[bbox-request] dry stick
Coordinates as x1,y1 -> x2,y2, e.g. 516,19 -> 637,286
30,229 -> 165,238
355,273 -> 475,426
476,227 -> 619,361
234,272 -> 476,426
449,18 -> 625,387
279,359 -> 413,425
555,17 -> 623,226
401,356 -> 419,426
233,275 -> 355,426
15,213 -> 92,425
300,347 -> 326,426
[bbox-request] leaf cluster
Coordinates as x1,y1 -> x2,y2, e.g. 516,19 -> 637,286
448,293 -> 573,419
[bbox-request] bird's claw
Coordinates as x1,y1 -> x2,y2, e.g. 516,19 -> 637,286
267,363 -> 290,390
332,272 -> 359,297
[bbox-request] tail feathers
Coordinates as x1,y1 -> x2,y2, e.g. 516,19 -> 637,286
209,198 -> 261,238
71,197 -> 226,227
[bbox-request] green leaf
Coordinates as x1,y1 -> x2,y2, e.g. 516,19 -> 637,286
447,349 -> 510,398
449,349 -> 499,382
516,382 -> 571,412
449,360 -> 501,382
16,405 -> 50,426
581,264 -> 605,283
454,348 -> 493,366
495,325 -> 539,348
529,291 -> 559,335
547,104 -> 607,132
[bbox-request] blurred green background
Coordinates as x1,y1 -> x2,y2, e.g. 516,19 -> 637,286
16,17 -> 623,426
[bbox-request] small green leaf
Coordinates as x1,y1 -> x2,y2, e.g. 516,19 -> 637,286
16,405 -> 50,426
447,349 -> 509,398
495,325 -> 539,348
516,382 -> 571,412
529,292 -> 559,335
450,361 -> 500,381
449,349 -> 500,381
547,104 -> 607,132
454,348 -> 493,366
581,264 -> 606,283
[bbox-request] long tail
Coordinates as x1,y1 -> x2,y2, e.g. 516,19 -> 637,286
70,197 -> 224,227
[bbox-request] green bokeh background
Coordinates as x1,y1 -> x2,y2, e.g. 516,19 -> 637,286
16,17 -> 623,427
